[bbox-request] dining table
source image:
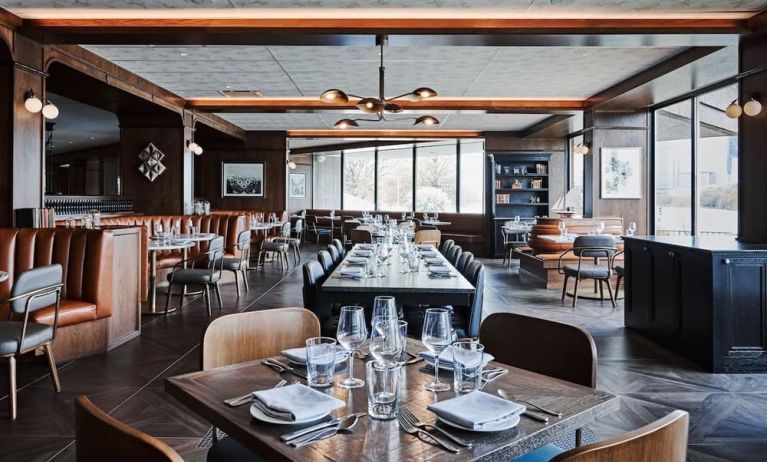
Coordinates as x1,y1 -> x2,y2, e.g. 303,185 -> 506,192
321,244 -> 475,307
165,338 -> 618,462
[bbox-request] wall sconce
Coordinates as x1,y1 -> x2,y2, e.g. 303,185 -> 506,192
287,159 -> 297,170
573,143 -> 590,155
24,90 -> 59,120
187,140 -> 203,156
726,94 -> 762,119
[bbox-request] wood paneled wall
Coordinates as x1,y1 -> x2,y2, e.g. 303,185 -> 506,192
0,40 -> 12,227
193,131 -> 288,212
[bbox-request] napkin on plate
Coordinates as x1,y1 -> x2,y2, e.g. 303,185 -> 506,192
427,391 -> 525,430
281,346 -> 349,365
424,257 -> 444,266
419,344 -> 494,369
352,250 -> 372,257
252,383 -> 345,422
357,244 -> 375,250
346,257 -> 368,265
420,251 -> 438,258
428,266 -> 452,275
417,244 -> 433,250
340,266 -> 365,277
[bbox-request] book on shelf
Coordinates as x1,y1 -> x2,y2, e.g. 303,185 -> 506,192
535,163 -> 548,174
495,179 -> 502,189
14,208 -> 57,228
495,193 -> 510,204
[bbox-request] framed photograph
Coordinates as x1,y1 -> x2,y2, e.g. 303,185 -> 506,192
222,162 -> 265,197
600,147 -> 642,199
289,173 -> 306,198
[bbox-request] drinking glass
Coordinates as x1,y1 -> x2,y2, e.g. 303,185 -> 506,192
407,253 -> 420,273
558,221 -> 566,236
452,341 -> 484,393
370,317 -> 402,367
372,296 -> 398,327
337,306 -> 368,388
305,337 -> 338,388
155,224 -> 163,239
367,362 -> 401,420
627,222 -> 637,236
397,320 -> 409,361
434,212 -> 439,221
597,222 -> 606,235
421,308 -> 452,392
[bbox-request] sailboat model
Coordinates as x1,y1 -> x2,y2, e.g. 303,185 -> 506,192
552,185 -> 583,218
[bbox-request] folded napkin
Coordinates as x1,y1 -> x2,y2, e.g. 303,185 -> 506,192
424,257 -> 444,266
420,344 -> 494,369
428,266 -> 452,275
252,383 -> 345,422
346,257 -> 368,265
281,346 -> 349,365
420,251 -> 438,258
352,250 -> 372,257
428,391 -> 525,430
358,244 -> 375,250
417,244 -> 433,250
340,266 -> 365,276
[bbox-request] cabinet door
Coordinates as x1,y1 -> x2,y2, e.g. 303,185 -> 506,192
627,244 -> 653,322
719,257 -> 767,357
652,249 -> 681,332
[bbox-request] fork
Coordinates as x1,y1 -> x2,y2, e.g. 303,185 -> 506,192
397,412 -> 459,453
399,407 -> 472,448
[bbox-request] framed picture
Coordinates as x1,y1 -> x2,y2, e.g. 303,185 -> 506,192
222,162 -> 265,197
600,147 -> 642,199
289,173 -> 306,198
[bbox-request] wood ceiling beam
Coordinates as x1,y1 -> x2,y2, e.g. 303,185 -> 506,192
286,129 -> 483,138
748,8 -> 767,31
188,98 -> 586,113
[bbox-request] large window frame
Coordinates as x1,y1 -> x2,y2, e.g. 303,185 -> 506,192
309,139 -> 484,213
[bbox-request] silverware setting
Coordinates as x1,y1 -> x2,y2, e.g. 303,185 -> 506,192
224,378 -> 291,407
479,368 -> 509,390
496,390 -> 549,423
281,412 -> 366,443
399,407 -> 472,448
497,389 -> 562,417
397,411 -> 460,453
289,413 -> 365,447
262,358 -> 308,380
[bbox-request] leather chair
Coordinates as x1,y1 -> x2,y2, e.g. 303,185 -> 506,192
456,251 -> 474,275
302,260 -> 337,336
451,261 -> 483,339
414,229 -> 441,246
317,250 -> 334,273
463,258 -> 482,282
440,239 -> 455,256
257,222 -> 291,270
165,236 -> 225,317
511,410 -> 688,462
446,244 -> 463,266
332,239 -> 346,257
292,218 -> 304,244
306,215 -> 332,248
327,244 -> 341,267
557,235 -> 617,309
0,264 -> 63,419
222,230 -> 251,297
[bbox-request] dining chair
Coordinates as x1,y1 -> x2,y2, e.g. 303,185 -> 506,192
272,221 -> 302,265
306,215 -> 332,248
511,410 -> 689,462
222,230 -> 251,297
332,238 -> 346,257
613,250 -> 624,301
451,261 -> 484,339
557,235 -> 617,309
501,224 -> 519,267
0,264 -> 63,420
414,229 -> 441,246
202,307 -> 321,370
75,395 -> 184,462
446,244 -> 463,266
350,228 -> 373,244
256,222 -> 291,271
463,259 -> 482,282
440,239 -> 455,256
165,236 -> 225,317
302,260 -> 337,336
456,251 -> 474,275
327,244 -> 341,266
417,224 -> 438,231
292,218 -> 304,244
317,250 -> 334,272
341,219 -> 360,246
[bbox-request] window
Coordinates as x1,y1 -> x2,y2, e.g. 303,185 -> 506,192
377,145 -> 414,211
566,134 -> 585,215
343,148 -> 375,210
312,151 -> 341,210
459,140 -> 484,213
416,142 -> 457,212
654,100 -> 693,236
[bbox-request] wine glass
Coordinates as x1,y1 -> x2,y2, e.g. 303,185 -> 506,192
597,222 -> 606,235
372,296 -> 398,328
369,317 -> 402,366
337,306 -> 368,389
421,308 -> 452,392
558,221 -> 567,237
627,222 -> 637,236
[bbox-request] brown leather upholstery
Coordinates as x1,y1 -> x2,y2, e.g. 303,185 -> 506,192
98,214 -> 247,301
0,228 -> 114,327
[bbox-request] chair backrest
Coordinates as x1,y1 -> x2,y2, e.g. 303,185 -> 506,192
318,250 -> 334,272
462,261 -> 484,338
294,218 -> 304,234
327,244 -> 340,264
448,245 -> 462,265
414,229 -> 441,246
463,259 -> 482,282
332,239 -> 345,256
306,215 -> 318,229
456,251 -> 474,274
554,410 -> 689,462
479,313 -> 597,388
280,221 -> 291,238
573,235 -> 616,259
350,228 -> 373,244
302,260 -> 329,320
205,235 -> 225,269
234,230 -> 252,266
202,308 -> 321,370
440,239 -> 455,255
8,264 -> 63,314
75,395 -> 183,462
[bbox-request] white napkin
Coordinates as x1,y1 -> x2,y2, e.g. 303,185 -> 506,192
429,266 -> 452,275
424,258 -> 444,266
340,266 -> 365,276
420,251 -> 438,258
352,250 -> 372,257
346,257 -> 368,265
419,344 -> 494,369
428,391 -> 525,430
252,383 -> 345,422
281,346 -> 349,365
417,244 -> 433,250
358,244 -> 375,250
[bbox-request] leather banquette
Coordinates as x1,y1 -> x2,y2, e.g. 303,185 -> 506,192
98,214 -> 247,301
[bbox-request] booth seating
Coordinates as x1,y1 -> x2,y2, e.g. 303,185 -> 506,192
99,214 -> 247,301
0,227 -> 141,362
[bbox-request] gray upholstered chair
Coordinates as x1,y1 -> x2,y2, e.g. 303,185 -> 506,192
222,230 -> 251,297
306,215 -> 332,249
292,218 -> 304,244
332,239 -> 346,258
447,244 -> 462,266
456,251 -> 474,275
318,250 -> 334,273
0,264 -> 64,419
440,239 -> 455,256
613,250 -> 625,300
272,221 -> 301,264
327,244 -> 341,266
165,236 -> 225,316
257,222 -> 291,270
557,235 -> 617,309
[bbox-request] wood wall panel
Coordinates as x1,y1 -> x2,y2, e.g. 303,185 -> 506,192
0,42 -> 11,226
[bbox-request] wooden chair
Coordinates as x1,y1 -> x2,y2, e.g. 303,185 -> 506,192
202,307 -> 320,370
414,229 -> 441,246
75,395 -> 184,462
305,215 -> 332,248
512,410 -> 689,462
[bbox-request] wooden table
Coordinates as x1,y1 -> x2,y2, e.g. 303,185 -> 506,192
321,245 -> 474,307
166,339 -> 618,462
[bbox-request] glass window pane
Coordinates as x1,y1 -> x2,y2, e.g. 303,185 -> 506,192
343,148 -> 375,210
459,140 -> 484,213
567,135 -> 585,215
377,145 -> 413,211
312,151 -> 341,209
697,84 -> 738,236
416,142 -> 457,213
654,100 -> 693,236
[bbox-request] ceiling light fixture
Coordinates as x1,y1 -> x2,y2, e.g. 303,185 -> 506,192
287,159 -> 297,170
24,91 -> 43,113
320,35 -> 439,129
726,94 -> 762,119
42,100 -> 59,120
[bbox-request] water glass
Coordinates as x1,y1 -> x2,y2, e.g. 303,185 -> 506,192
452,341 -> 485,393
305,337 -> 338,388
367,362 -> 401,420
407,253 -> 419,273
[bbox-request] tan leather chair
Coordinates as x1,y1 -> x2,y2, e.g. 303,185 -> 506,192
75,395 -> 184,462
202,307 -> 321,370
414,229 -> 441,246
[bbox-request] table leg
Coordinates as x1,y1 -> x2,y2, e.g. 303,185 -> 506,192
145,250 -> 158,314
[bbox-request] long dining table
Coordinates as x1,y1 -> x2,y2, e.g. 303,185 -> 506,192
166,338 -> 618,462
320,244 -> 475,307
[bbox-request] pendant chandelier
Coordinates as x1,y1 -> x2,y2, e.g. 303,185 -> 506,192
320,35 -> 440,129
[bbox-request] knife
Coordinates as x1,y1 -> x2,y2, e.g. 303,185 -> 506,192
280,413 -> 364,442
263,359 -> 308,380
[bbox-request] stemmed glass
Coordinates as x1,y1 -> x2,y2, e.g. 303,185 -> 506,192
337,306 -> 368,389
558,221 -> 567,237
596,222 -> 606,235
372,296 -> 398,328
369,317 -> 402,366
627,222 -> 637,236
421,308 -> 452,392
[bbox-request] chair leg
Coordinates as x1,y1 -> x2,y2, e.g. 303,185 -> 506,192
599,279 -> 604,301
8,356 -> 16,419
242,268 -> 249,292
561,275 -> 569,301
233,271 -> 241,297
605,279 -> 617,309
615,275 -> 623,299
164,283 -> 174,316
204,286 -> 212,317
575,428 -> 583,447
214,282 -> 224,310
44,344 -> 61,392
572,278 -> 580,308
